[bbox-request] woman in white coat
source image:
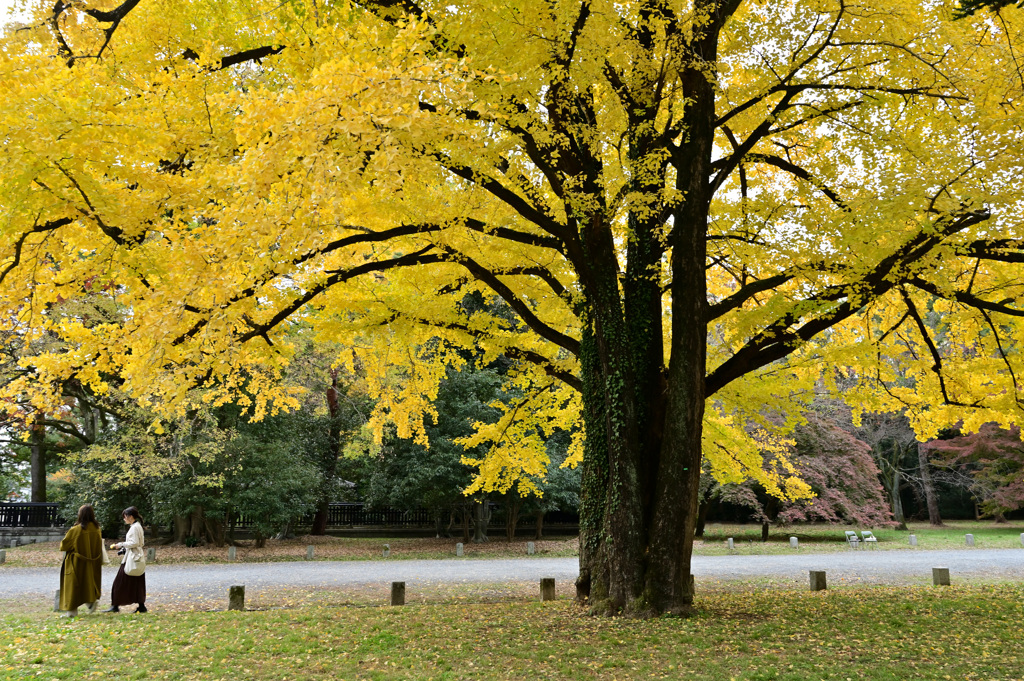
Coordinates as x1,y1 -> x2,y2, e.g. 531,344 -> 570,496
104,506 -> 147,613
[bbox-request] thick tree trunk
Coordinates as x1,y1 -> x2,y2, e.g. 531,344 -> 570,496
918,446 -> 944,526
637,39 -> 715,615
694,497 -> 712,538
206,517 -> 226,547
30,415 -> 46,502
575,158 -> 707,615
571,1 -> 738,618
575,21 -> 717,616
504,495 -> 522,542
574,275 -> 652,615
312,371 -> 343,535
885,467 -> 908,530
173,508 -> 207,545
172,515 -> 188,544
761,497 -> 780,542
188,507 -> 207,544
311,501 -> 330,536
471,499 -> 489,543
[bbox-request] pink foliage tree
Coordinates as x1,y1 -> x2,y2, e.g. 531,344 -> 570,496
921,424 -> 1024,519
777,415 -> 896,526
712,413 -> 896,535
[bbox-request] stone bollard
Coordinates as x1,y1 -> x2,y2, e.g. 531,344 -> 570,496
9,539 -> 16,549
965,534 -> 975,547
53,589 -> 61,612
306,545 -> 315,561
391,581 -> 405,606
146,547 -> 156,563
228,546 -> 237,561
790,536 -> 799,549
228,585 -> 245,611
727,538 -> 734,550
933,567 -> 951,586
1020,532 -> 1024,547
527,542 -> 535,555
0,549 -> 5,565
809,570 -> 827,591
909,535 -> 917,546
456,542 -> 464,557
382,544 -> 390,559
540,577 -> 556,602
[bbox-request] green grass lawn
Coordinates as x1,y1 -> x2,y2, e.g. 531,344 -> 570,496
2,584 -> 1022,680
694,519 -> 1024,555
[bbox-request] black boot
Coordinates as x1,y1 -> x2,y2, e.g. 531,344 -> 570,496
134,604 -> 148,613
102,605 -> 119,613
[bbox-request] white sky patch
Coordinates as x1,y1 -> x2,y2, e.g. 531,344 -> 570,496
1,0 -> 24,18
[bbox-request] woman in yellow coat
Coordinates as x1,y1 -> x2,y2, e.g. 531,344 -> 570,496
58,504 -> 104,616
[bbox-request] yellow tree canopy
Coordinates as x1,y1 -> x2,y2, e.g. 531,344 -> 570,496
3,0 -> 1024,614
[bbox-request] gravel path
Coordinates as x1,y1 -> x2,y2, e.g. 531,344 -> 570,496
2,548 -> 1021,602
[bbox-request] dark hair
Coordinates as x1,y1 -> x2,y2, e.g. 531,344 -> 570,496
122,506 -> 142,523
76,504 -> 98,529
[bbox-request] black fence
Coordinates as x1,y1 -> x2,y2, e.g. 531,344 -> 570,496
0,503 -> 67,528
1,502 -> 578,530
324,504 -> 434,527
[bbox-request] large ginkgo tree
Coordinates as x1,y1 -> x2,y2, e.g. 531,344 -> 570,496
2,0 -> 1024,616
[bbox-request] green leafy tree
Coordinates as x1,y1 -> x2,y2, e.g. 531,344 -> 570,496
281,338 -> 372,535
0,453 -> 27,500
361,364 -> 504,541
62,401 -> 321,546
220,430 -> 321,547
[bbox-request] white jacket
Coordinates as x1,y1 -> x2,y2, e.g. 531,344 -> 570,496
120,522 -> 145,565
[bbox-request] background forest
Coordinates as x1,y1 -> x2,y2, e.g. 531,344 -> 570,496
4,326 -> 1022,544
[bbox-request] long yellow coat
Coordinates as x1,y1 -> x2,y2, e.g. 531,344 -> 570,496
59,524 -> 103,611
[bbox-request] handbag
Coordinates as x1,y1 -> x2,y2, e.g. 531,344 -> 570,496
124,548 -> 146,576
101,543 -> 111,565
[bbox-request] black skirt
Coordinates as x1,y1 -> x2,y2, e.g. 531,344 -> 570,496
110,563 -> 146,607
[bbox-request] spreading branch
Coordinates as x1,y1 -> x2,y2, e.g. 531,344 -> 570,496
438,246 -> 581,356
900,287 -> 971,407
706,208 -> 992,396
